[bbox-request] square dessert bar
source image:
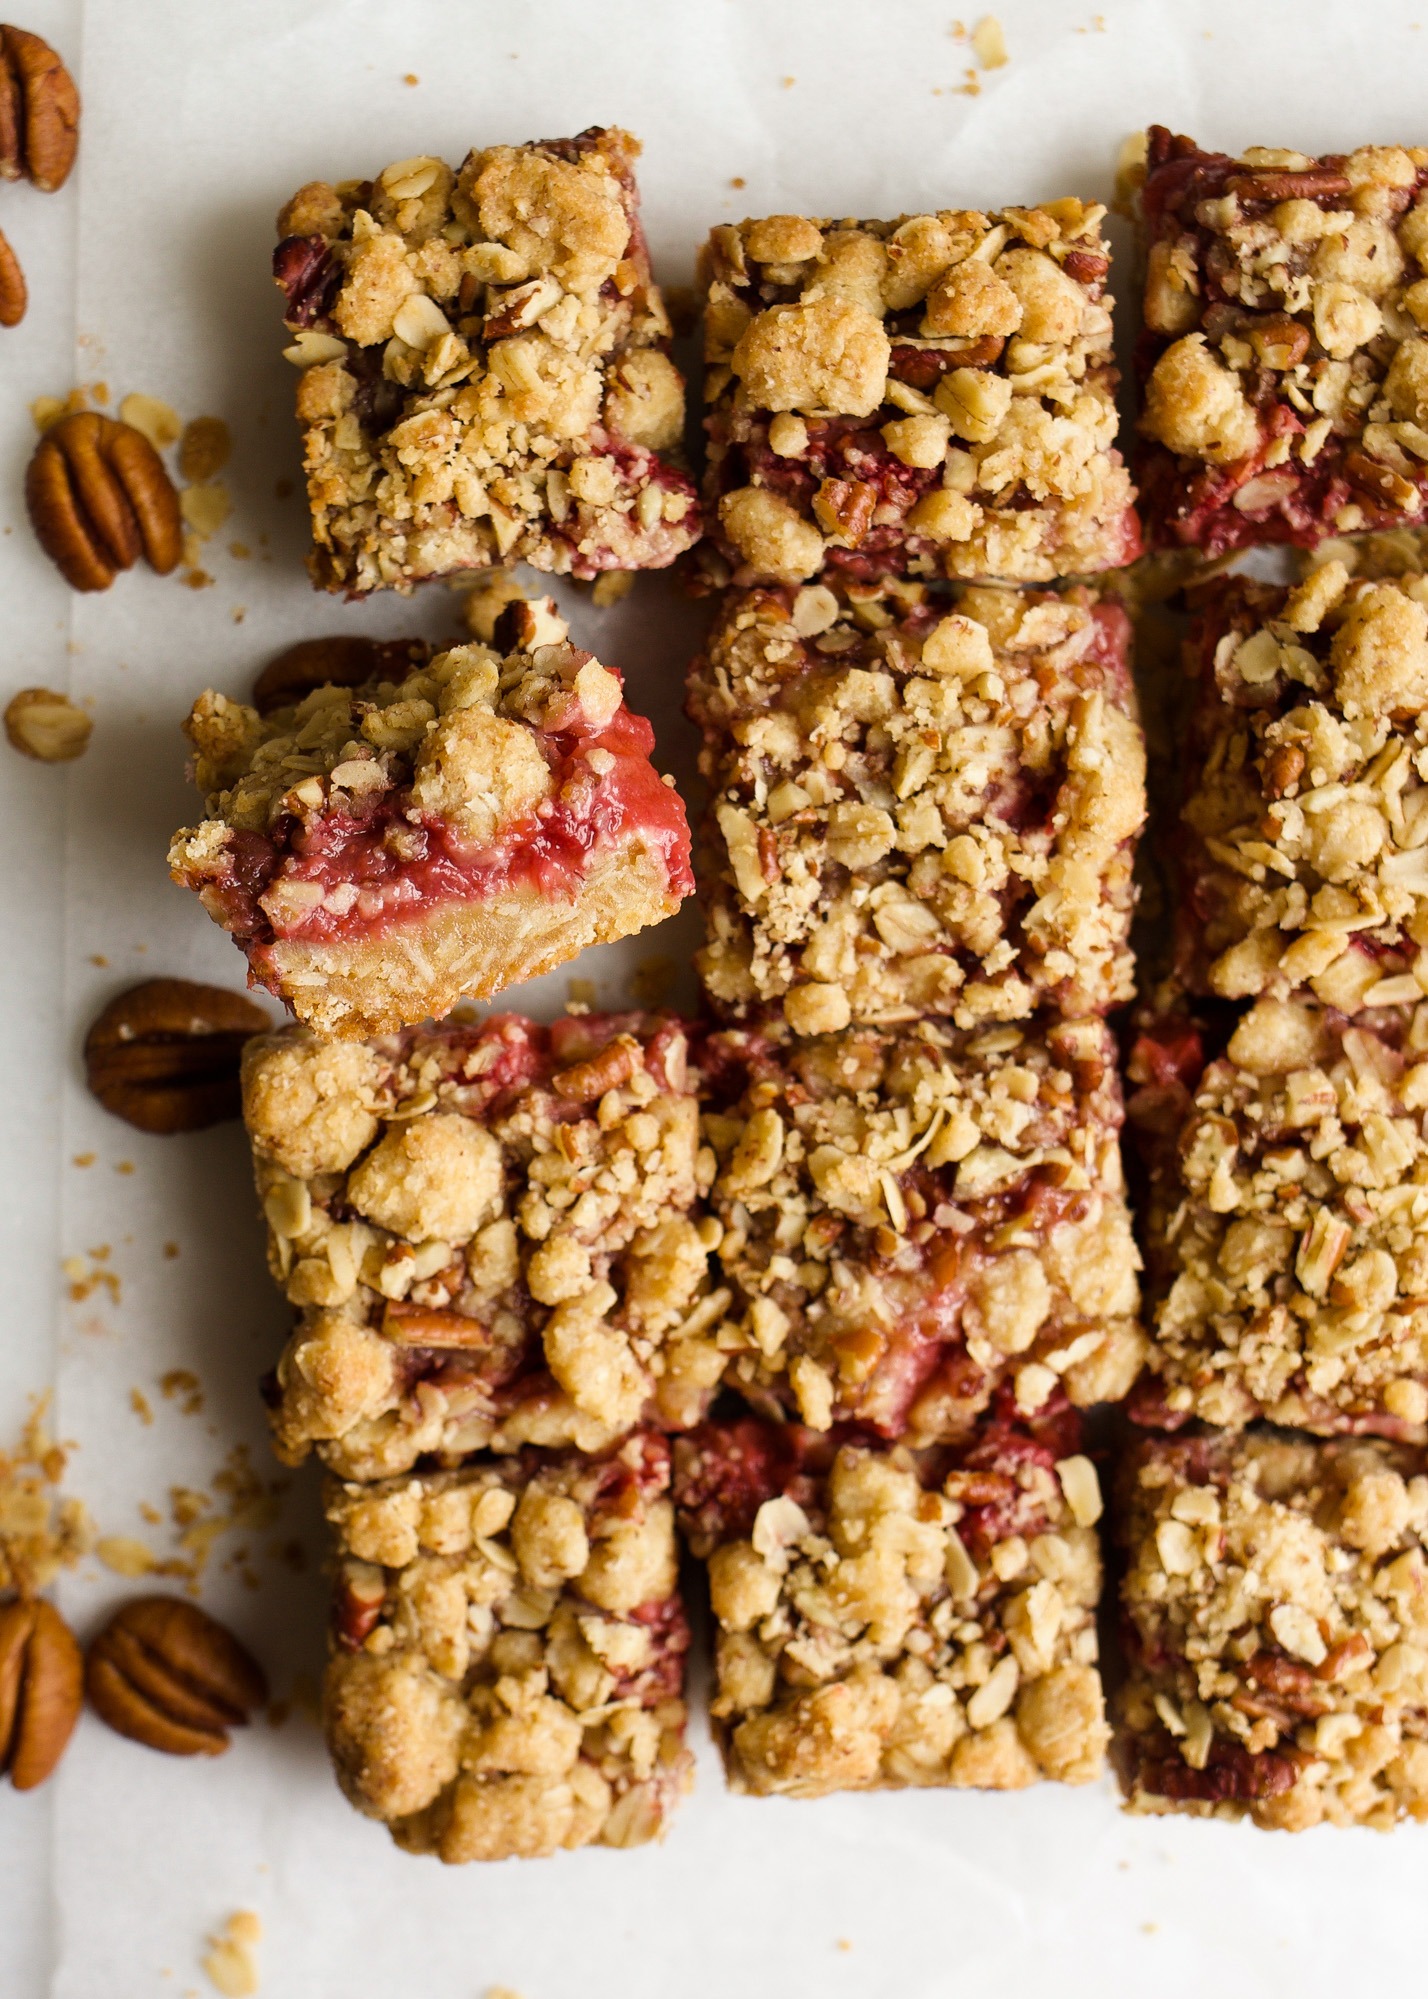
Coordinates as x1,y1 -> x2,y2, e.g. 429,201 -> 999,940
1176,565 -> 1428,1013
325,1432 -> 692,1861
688,578 -> 1145,1034
273,126 -> 700,594
241,1011 -> 717,1482
1136,128 -> 1428,556
697,1015 -> 1143,1440
673,1408 -> 1108,1798
1115,1427 -> 1428,1829
169,609 -> 692,1038
700,204 -> 1141,587
1128,996 -> 1428,1436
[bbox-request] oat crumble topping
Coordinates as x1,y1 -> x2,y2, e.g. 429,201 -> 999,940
689,577 -> 1145,1031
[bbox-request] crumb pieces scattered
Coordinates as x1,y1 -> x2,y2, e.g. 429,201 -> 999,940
402,71 -> 419,84
0,1400 -> 93,1594
163,1241 -> 180,1261
115,1160 -> 134,1175
972,14 -> 1008,66
96,1533 -> 161,1578
88,954 -> 107,967
118,392 -> 181,450
731,176 -> 746,189
72,1153 -> 95,1169
953,67 -> 982,94
202,1912 -> 262,1998
781,74 -> 795,86
130,1389 -> 154,1426
63,1250 -> 120,1306
265,1671 -> 320,1731
180,484 -> 232,541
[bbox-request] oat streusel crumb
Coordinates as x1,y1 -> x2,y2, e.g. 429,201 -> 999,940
689,578 -> 1145,1031
701,202 -> 1140,587
242,1012 -> 712,1482
1116,1427 -> 1428,1829
1129,995 -> 1428,1436
675,1408 -> 1107,1798
1137,128 -> 1428,556
325,1433 -> 691,1860
1176,567 -> 1428,1013
169,613 -> 691,1038
274,126 -> 700,595
696,1015 -> 1144,1439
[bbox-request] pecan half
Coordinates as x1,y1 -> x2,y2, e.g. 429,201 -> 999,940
812,476 -> 878,546
0,25 -> 79,192
0,221 -> 24,326
26,412 -> 182,591
0,1597 -> 83,1790
86,1597 -> 267,1756
84,978 -> 270,1134
251,636 -> 430,716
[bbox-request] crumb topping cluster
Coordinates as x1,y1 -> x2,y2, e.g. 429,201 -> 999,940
698,1017 -> 1143,1439
1117,1428 -> 1428,1829
325,1433 -> 691,1859
274,127 -> 699,592
689,578 -> 1145,1033
1137,130 -> 1428,554
1178,565 -> 1428,1011
701,204 -> 1140,586
674,1412 -> 1107,1797
241,1014 -> 713,1480
1132,997 -> 1428,1435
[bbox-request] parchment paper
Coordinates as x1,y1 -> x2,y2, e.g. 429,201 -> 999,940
4,2 -> 1428,1992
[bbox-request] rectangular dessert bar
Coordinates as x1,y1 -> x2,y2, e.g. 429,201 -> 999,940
1135,127 -> 1428,557
1175,564 -> 1428,1013
688,578 -> 1145,1034
169,607 -> 692,1038
1115,1427 -> 1428,1830
273,126 -> 700,595
1127,995 -> 1428,1436
700,203 -> 1141,588
325,1432 -> 692,1860
240,1011 -> 718,1481
673,1408 -> 1108,1798
697,1015 -> 1144,1439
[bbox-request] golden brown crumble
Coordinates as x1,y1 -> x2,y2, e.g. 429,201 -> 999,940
1116,1428 -> 1428,1829
689,578 -> 1145,1031
324,1434 -> 690,1860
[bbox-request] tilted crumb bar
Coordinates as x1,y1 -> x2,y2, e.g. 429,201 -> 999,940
673,1406 -> 1108,1798
696,1016 -> 1144,1439
273,126 -> 700,595
1128,995 -> 1428,1437
1136,127 -> 1428,557
325,1432 -> 691,1860
241,1012 -> 717,1482
700,203 -> 1140,588
1115,1427 -> 1428,1829
169,609 -> 692,1038
688,578 -> 1145,1034
1175,565 -> 1428,1013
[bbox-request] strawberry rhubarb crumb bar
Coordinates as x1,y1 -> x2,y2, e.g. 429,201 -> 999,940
700,204 -> 1140,588
673,1406 -> 1108,1797
1128,996 -> 1428,1436
273,126 -> 700,594
1136,128 -> 1428,556
169,612 -> 692,1037
325,1433 -> 692,1860
241,1012 -> 718,1481
696,1016 -> 1144,1440
1176,565 -> 1428,1013
688,578 -> 1145,1033
1115,1427 -> 1428,1828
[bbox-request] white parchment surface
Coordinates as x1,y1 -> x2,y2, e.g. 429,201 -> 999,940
3,2 -> 1428,1993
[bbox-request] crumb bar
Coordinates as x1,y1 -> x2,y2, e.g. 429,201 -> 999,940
1115,1427 -> 1428,1829
697,1016 -> 1144,1438
673,1406 -> 1108,1797
325,1432 -> 691,1860
1175,565 -> 1428,1012
274,126 -> 700,595
700,204 -> 1140,588
241,1012 -> 717,1481
169,610 -> 692,1038
1128,996 -> 1428,1436
1136,128 -> 1428,556
688,578 -> 1145,1033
